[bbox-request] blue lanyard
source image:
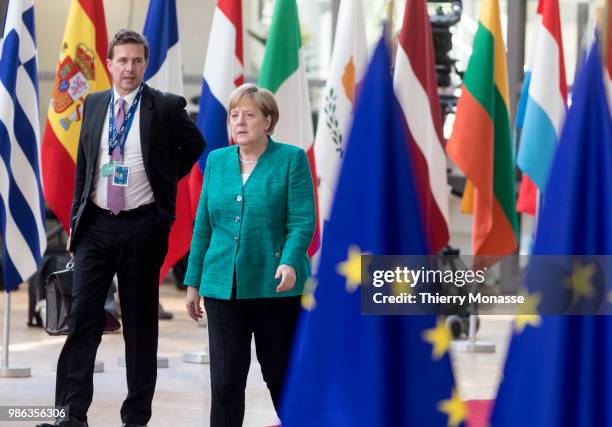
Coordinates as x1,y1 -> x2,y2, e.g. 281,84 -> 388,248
108,84 -> 144,157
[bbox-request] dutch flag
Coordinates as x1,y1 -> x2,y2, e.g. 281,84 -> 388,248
188,0 -> 244,214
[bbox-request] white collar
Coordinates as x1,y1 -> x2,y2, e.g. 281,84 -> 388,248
113,85 -> 141,107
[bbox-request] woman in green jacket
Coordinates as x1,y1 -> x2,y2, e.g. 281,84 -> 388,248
184,83 -> 315,427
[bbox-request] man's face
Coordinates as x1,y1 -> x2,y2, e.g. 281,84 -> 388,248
106,43 -> 147,95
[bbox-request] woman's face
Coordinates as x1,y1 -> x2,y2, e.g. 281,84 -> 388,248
229,99 -> 272,147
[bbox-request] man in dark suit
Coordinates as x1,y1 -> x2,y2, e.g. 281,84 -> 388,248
38,29 -> 205,427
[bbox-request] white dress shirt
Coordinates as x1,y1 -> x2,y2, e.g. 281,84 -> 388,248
91,86 -> 155,210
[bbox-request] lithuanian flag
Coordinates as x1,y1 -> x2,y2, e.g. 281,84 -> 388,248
42,0 -> 110,230
447,0 -> 518,257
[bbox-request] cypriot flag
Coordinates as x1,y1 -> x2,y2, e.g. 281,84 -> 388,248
314,0 -> 367,234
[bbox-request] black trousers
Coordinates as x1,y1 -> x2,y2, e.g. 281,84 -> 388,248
204,291 -> 301,427
55,203 -> 169,425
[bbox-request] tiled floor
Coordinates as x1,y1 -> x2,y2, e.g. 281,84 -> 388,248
0,283 -> 513,426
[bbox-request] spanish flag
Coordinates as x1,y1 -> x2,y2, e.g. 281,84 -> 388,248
446,0 -> 518,257
42,0 -> 110,230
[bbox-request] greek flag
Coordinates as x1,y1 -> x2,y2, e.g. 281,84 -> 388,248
0,0 -> 46,292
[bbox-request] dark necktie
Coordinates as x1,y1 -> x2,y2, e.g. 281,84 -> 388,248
107,97 -> 125,214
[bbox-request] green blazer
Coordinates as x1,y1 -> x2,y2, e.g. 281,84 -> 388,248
184,139 -> 315,299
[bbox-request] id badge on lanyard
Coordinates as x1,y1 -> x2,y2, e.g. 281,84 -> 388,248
100,85 -> 143,184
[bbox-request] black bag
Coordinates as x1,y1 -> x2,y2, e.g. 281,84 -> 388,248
45,259 -> 121,335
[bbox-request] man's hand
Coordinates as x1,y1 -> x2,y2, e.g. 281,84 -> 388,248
275,264 -> 296,293
66,230 -> 74,257
185,286 -> 203,321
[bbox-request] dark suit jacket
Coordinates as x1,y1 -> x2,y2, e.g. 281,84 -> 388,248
69,84 -> 205,251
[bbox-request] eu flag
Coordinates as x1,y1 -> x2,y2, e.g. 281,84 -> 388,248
491,38 -> 612,426
280,35 -> 464,427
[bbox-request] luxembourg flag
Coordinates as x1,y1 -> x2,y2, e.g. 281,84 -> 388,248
393,0 -> 450,253
143,0 -> 190,281
516,0 -> 567,216
188,0 -> 243,215
259,0 -> 320,256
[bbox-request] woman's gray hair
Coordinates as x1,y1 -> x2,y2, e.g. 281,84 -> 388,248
228,83 -> 279,134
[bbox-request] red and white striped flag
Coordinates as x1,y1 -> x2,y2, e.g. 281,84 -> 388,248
393,0 -> 450,253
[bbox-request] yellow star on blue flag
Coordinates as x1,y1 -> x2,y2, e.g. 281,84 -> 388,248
438,388 -> 467,427
423,318 -> 453,360
565,260 -> 596,303
280,31 -> 461,427
514,289 -> 542,333
491,38 -> 612,426
336,245 -> 368,292
301,279 -> 318,311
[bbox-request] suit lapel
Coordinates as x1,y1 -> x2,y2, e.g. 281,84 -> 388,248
89,90 -> 111,161
140,85 -> 154,179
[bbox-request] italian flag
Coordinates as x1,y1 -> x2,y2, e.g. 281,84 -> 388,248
258,0 -> 320,255
446,0 -> 518,257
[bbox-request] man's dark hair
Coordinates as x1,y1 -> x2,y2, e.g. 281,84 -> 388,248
107,29 -> 149,60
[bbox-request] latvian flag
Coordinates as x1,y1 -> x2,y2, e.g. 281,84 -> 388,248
394,0 -> 450,253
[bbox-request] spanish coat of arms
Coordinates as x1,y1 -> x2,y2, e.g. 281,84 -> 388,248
51,42 -> 96,130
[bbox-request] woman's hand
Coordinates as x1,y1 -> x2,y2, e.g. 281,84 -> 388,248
185,286 -> 203,321
275,264 -> 296,293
